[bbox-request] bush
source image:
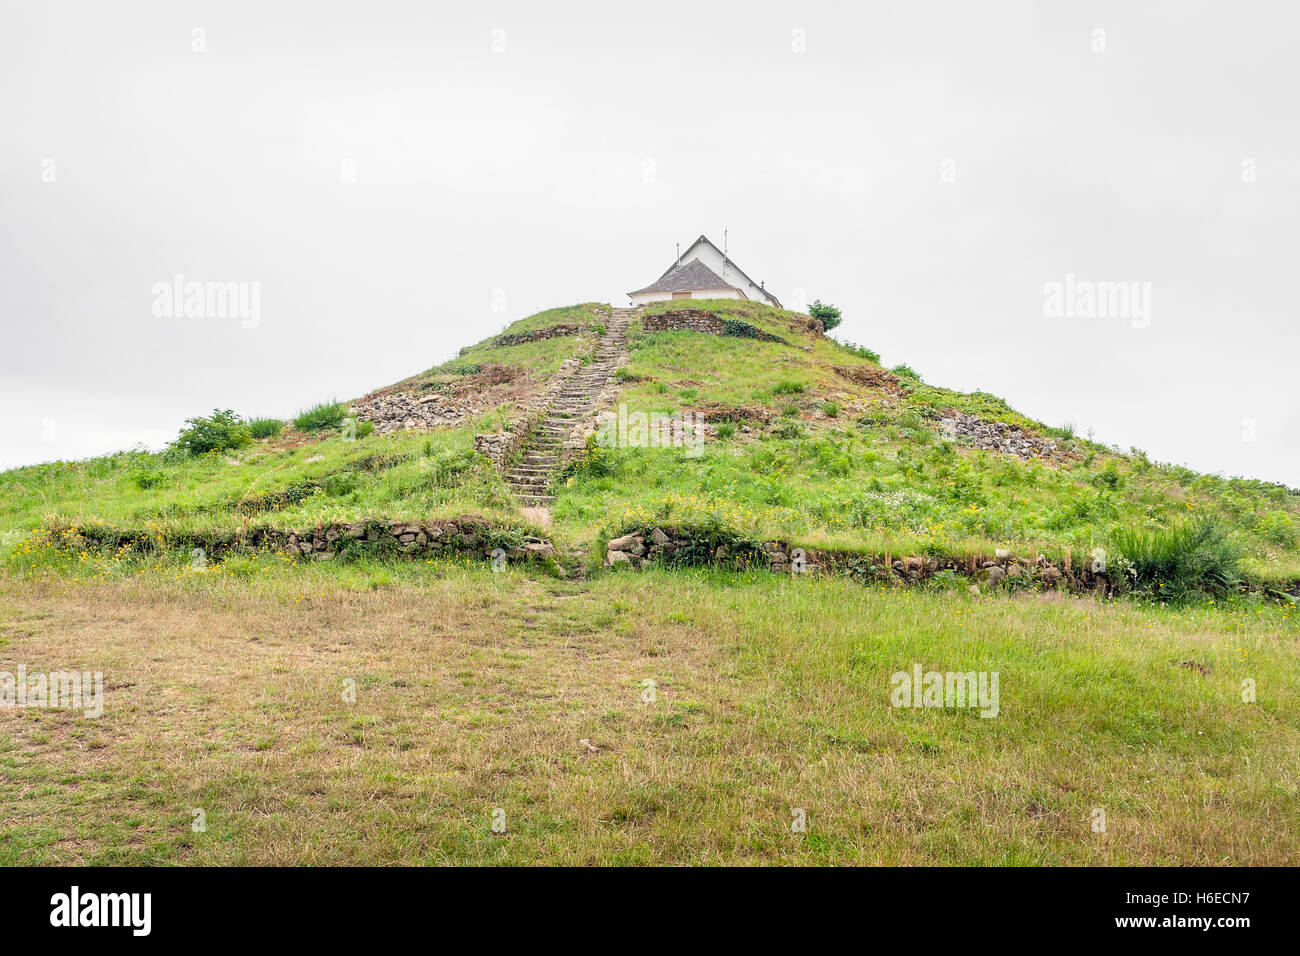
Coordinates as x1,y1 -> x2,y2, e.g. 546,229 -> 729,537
771,420 -> 806,440
837,340 -> 880,362
821,401 -> 840,418
808,299 -> 842,331
248,418 -> 284,439
1045,421 -> 1076,440
715,422 -> 737,440
294,401 -> 349,432
1109,519 -> 1242,599
172,409 -> 251,456
132,469 -> 168,490
892,364 -> 922,383
773,380 -> 806,395
562,435 -> 615,479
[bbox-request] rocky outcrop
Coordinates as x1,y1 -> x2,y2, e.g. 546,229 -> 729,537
833,365 -> 901,392
939,412 -> 1062,460
352,391 -> 479,433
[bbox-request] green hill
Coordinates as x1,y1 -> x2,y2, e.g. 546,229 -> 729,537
2,300 -> 1298,867
4,299 -> 1297,592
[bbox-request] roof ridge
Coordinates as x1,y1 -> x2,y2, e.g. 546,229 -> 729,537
646,235 -> 781,307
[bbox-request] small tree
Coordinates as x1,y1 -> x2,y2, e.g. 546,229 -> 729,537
808,299 -> 842,331
172,409 -> 252,456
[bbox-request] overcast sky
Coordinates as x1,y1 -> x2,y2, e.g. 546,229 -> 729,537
3,1 -> 1297,484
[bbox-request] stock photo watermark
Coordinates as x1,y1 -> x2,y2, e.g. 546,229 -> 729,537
596,404 -> 705,458
1043,274 -> 1151,329
152,274 -> 261,328
890,664 -> 999,718
0,665 -> 103,718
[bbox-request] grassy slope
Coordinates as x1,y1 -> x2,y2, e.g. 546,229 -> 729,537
2,300 -> 1298,866
576,300 -> 1300,581
2,300 -> 1297,579
0,563 -> 1294,864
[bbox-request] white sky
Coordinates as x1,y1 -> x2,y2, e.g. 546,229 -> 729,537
2,1 -> 1297,484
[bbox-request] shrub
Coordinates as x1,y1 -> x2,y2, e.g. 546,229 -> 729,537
837,340 -> 880,362
773,380 -> 806,395
821,401 -> 840,418
771,420 -> 806,440
589,323 -> 607,336
1109,519 -> 1242,599
1091,462 -> 1123,491
294,401 -> 349,432
1256,510 -> 1297,549
172,409 -> 251,456
1045,421 -> 1076,440
715,422 -> 737,440
422,448 -> 478,487
720,318 -> 784,342
132,469 -> 168,490
892,364 -> 922,382
808,299 -> 842,331
248,418 -> 284,439
562,435 -> 615,479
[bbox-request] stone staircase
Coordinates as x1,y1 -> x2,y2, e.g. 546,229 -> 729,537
506,308 -> 633,506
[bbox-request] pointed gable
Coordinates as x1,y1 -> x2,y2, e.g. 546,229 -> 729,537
629,258 -> 739,296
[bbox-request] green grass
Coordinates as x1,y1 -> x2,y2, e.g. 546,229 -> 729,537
1,295 -> 1298,866
550,437 -> 1300,584
247,418 -> 284,439
489,302 -> 606,336
293,401 -> 349,432
0,563 -> 1294,864
0,424 -> 526,542
3,299 -> 1297,586
1110,518 -> 1243,599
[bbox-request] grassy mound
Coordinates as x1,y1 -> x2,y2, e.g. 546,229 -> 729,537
2,300 -> 1297,592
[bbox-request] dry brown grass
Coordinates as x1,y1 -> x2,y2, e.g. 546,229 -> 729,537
1,566 -> 1296,865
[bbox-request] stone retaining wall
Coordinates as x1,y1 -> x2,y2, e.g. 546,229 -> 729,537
606,526 -> 1088,592
493,324 -> 580,348
642,310 -> 788,344
60,517 -> 554,564
473,353 -> 587,469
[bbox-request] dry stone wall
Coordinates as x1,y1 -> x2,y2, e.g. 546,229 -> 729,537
493,324 -> 580,348
642,310 -> 788,344
63,517 -> 554,564
606,526 -> 1084,592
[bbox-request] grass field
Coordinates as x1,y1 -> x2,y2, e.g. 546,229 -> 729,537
2,300 -> 1297,866
1,560 -> 1295,865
